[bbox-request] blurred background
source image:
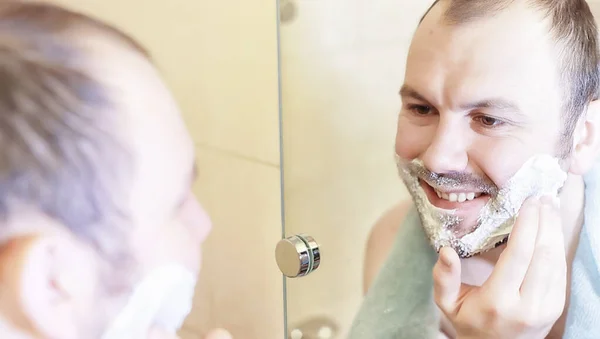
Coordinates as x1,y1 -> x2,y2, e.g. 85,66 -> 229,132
41,0 -> 600,338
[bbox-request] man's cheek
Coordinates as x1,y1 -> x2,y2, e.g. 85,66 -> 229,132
472,150 -> 531,189
396,123 -> 433,159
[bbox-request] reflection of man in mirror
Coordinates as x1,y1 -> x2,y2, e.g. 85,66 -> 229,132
0,2 -> 230,339
351,0 -> 600,338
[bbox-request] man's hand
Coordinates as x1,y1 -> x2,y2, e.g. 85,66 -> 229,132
433,196 -> 567,339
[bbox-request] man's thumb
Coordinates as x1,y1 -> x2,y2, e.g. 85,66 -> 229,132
433,247 -> 462,315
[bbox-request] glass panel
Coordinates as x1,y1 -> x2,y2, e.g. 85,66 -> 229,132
278,0 -> 432,337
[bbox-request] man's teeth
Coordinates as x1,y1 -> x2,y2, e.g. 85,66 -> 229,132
434,190 -> 480,202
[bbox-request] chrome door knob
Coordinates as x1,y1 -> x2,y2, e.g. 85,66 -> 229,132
275,234 -> 320,278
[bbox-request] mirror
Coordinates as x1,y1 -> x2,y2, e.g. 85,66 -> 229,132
279,0 -> 600,338
278,0 -> 432,337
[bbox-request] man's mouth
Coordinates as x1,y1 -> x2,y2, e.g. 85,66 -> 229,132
433,190 -> 483,203
418,179 -> 492,237
419,179 -> 489,207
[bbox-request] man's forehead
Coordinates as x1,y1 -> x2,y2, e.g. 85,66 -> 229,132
411,0 -> 556,67
405,4 -> 562,117
81,32 -> 195,212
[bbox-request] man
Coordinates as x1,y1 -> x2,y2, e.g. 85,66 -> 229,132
0,2 -> 230,339
352,0 -> 600,338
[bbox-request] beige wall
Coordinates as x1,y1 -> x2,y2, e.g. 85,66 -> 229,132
44,1 -> 284,339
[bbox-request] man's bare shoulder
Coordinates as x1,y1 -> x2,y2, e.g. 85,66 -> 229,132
363,199 -> 413,294
370,200 -> 414,237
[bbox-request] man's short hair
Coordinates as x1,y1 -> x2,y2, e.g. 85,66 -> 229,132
0,2 -> 149,256
419,0 -> 600,150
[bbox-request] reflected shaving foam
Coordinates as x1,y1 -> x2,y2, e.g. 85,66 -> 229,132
396,154 -> 567,257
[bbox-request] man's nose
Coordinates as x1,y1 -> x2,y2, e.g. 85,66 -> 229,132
421,118 -> 469,173
188,196 -> 213,245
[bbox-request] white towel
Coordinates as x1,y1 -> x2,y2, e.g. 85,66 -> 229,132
563,159 -> 600,339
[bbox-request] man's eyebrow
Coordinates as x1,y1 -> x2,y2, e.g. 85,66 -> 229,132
399,84 -> 430,103
400,84 -> 525,118
460,98 -> 524,117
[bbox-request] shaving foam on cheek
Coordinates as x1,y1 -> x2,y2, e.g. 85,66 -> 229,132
396,154 -> 567,257
101,264 -> 196,339
460,155 -> 567,254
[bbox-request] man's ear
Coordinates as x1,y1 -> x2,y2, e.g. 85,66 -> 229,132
569,99 -> 600,175
0,234 -> 99,339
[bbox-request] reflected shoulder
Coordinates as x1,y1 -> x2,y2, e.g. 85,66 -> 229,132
362,200 -> 413,294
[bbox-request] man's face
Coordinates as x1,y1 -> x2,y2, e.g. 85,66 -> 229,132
0,31 -> 211,338
396,3 -> 566,245
75,36 -> 212,336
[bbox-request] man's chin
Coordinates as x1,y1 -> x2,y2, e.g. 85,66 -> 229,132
434,212 -> 510,258
419,184 -> 489,238
443,215 -> 481,239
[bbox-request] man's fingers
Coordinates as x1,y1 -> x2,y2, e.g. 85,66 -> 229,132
520,196 -> 567,307
433,247 -> 463,315
486,197 -> 541,293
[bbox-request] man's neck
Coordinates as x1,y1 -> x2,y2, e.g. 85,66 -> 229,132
559,173 -> 586,263
546,173 -> 586,339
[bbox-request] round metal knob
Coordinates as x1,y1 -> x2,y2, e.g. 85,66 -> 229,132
275,234 -> 320,278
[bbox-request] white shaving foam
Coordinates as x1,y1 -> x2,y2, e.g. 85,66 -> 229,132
101,264 -> 196,339
397,154 -> 567,257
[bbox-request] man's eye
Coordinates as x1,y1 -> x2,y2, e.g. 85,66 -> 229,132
474,115 -> 503,127
408,104 -> 432,115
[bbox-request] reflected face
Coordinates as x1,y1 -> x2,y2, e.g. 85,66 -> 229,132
395,2 -> 567,254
